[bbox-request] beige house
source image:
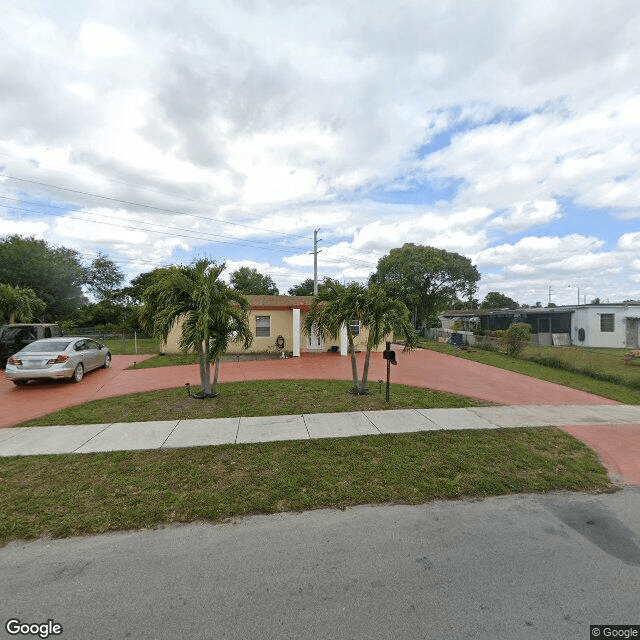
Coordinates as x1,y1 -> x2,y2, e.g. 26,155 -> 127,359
162,295 -> 390,356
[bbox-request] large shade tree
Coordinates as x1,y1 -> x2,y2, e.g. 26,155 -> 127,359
304,279 -> 416,394
480,291 -> 519,309
287,278 -> 315,296
369,243 -> 480,329
84,252 -> 125,301
140,258 -> 253,398
0,235 -> 87,319
230,266 -> 279,295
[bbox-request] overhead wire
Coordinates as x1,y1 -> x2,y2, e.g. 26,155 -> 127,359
0,169 -> 382,269
0,173 -> 310,239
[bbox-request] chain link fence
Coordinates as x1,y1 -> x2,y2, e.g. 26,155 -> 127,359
69,328 -> 161,355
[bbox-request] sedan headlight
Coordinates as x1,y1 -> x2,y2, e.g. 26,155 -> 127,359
7,357 -> 22,365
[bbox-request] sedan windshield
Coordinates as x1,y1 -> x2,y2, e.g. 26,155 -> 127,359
21,341 -> 71,353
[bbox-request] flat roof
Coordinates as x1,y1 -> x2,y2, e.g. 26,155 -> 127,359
441,303 -> 640,318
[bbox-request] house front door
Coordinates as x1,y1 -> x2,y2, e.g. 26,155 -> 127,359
626,318 -> 640,349
307,324 -> 323,351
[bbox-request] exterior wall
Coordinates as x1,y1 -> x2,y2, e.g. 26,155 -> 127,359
242,308 -> 304,354
441,304 -> 640,349
572,306 -> 638,348
162,307 -> 390,355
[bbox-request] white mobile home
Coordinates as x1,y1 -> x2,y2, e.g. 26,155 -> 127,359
440,303 -> 640,348
572,304 -> 640,349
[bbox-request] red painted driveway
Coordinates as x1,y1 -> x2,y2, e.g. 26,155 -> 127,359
1,348 -> 618,429
2,348 -> 639,484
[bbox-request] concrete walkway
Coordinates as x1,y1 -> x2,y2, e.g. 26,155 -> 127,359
2,404 -> 640,484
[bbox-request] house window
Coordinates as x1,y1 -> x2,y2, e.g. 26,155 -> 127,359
600,314 -> 615,332
255,315 -> 271,338
349,319 -> 360,336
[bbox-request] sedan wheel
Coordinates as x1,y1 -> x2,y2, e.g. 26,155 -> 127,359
72,363 -> 84,383
103,353 -> 111,368
13,380 -> 28,386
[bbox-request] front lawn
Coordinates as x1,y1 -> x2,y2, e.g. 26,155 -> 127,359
0,427 -> 611,546
14,380 -> 487,427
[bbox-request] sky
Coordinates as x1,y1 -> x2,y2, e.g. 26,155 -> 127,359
1,0 -> 640,306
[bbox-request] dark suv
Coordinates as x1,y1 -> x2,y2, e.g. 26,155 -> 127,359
0,323 -> 62,368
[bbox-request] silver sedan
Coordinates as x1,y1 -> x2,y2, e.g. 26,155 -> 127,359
5,337 -> 112,386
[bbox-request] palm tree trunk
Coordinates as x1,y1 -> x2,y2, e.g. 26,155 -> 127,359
347,332 -> 360,392
211,356 -> 221,396
199,340 -> 211,396
360,348 -> 372,394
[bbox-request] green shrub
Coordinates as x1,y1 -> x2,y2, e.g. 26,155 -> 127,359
497,323 -> 531,357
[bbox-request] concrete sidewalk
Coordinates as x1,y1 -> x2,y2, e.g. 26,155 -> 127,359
2,403 -> 640,457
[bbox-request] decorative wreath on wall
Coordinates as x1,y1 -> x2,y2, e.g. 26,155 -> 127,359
276,335 -> 285,350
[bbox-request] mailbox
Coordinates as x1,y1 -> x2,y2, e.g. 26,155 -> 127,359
382,341 -> 397,402
383,342 -> 397,365
383,348 -> 397,365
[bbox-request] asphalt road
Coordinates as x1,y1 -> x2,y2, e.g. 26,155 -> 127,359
2,488 -> 639,640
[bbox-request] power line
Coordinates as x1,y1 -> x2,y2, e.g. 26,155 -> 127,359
1,171 -> 382,270
0,173 -> 310,240
1,193 -> 380,267
0,197 -> 306,255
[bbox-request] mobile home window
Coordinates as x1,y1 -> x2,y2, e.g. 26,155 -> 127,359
255,315 -> 271,338
600,314 -> 614,332
349,319 -> 360,336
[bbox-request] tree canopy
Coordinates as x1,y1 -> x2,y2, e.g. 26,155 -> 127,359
369,243 -> 480,328
480,291 -> 519,309
0,235 -> 87,320
85,252 -> 125,301
122,268 -> 172,305
287,278 -> 315,296
229,267 -> 279,295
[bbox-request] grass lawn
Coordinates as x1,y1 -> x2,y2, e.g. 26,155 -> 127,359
523,344 -> 640,380
128,352 -> 281,368
14,379 -> 487,427
0,427 -> 612,546
99,337 -> 162,356
419,340 -> 640,405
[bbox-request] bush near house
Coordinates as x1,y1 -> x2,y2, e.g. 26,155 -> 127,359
497,323 -> 532,357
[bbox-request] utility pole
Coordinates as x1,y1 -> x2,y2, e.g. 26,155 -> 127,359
548,286 -> 553,306
568,284 -> 580,305
310,229 -> 322,294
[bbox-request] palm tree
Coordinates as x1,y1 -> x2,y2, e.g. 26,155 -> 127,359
304,280 -> 363,391
0,284 -> 46,324
304,279 -> 416,394
139,258 -> 253,397
358,282 -> 417,392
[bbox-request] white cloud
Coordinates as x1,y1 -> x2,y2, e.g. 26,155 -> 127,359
473,235 -> 604,268
0,215 -> 49,238
618,232 -> 640,251
79,20 -> 132,58
2,1 -> 640,301
491,200 -> 561,233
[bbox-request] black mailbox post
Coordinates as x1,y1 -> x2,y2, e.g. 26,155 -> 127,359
382,341 -> 397,402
